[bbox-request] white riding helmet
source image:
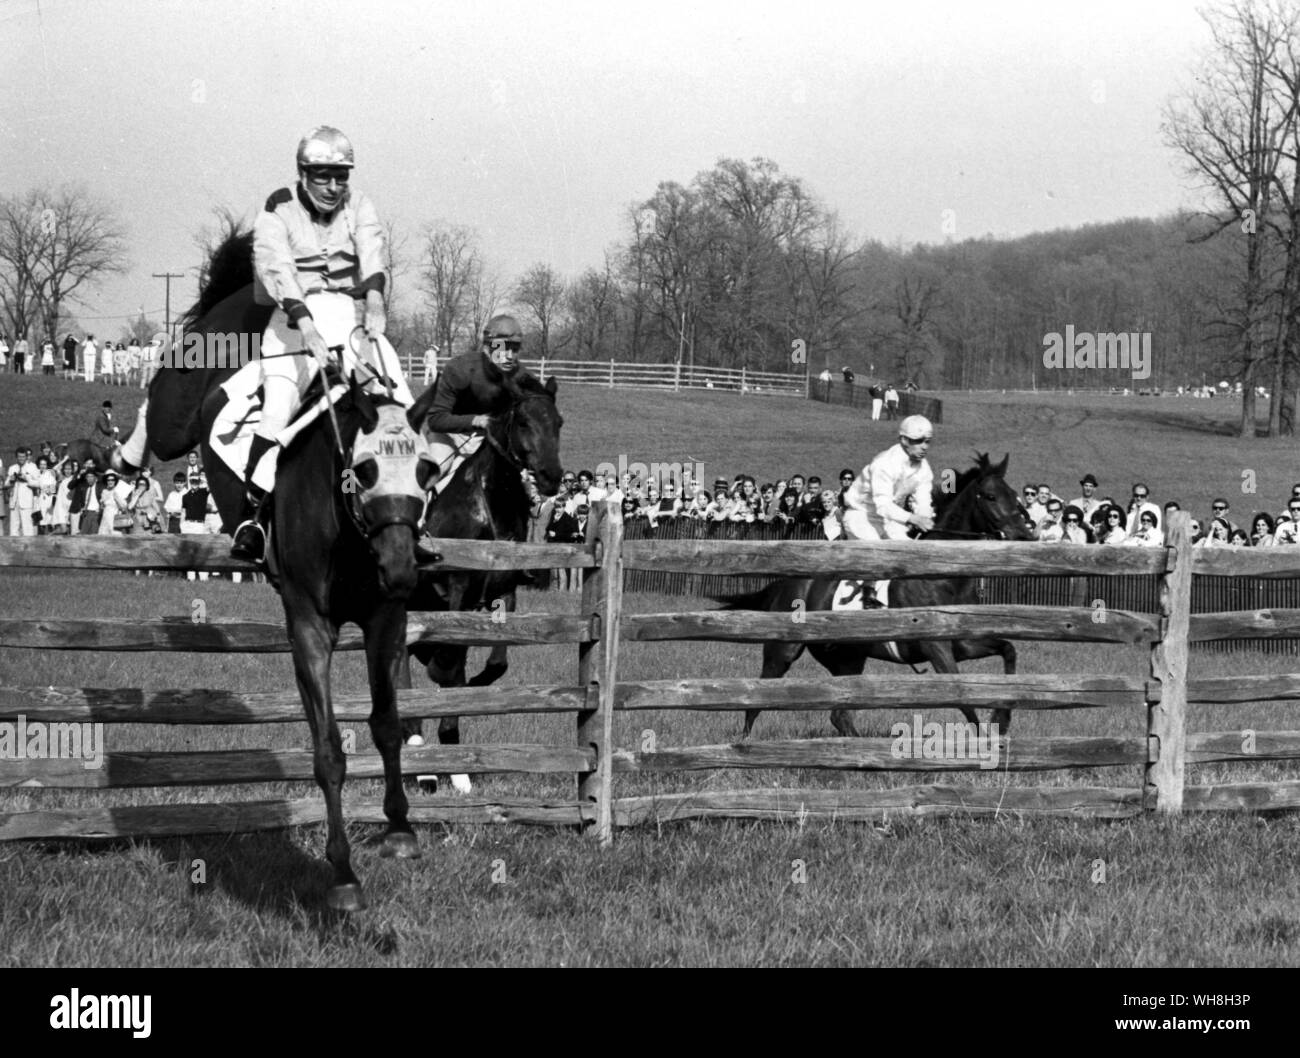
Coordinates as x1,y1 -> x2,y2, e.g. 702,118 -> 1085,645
297,126 -> 355,169
899,415 -> 933,441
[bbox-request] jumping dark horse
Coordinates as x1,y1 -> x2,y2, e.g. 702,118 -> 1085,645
401,371 -> 564,780
719,453 -> 1033,739
126,231 -> 442,911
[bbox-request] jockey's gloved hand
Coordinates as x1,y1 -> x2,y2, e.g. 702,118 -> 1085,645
471,414 -> 491,430
298,317 -> 332,367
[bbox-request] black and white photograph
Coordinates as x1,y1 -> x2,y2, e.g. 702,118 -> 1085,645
0,0 -> 1297,1002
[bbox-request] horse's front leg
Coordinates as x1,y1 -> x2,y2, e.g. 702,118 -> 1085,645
284,602 -> 361,910
365,601 -> 420,861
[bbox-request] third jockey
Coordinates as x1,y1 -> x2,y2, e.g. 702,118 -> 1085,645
841,414 -> 935,604
231,125 -> 413,560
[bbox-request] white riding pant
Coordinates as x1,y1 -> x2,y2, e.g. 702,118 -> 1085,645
841,509 -> 909,599
256,292 -> 412,442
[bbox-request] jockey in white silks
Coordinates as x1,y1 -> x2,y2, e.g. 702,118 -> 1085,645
840,414 -> 936,605
229,125 -> 413,561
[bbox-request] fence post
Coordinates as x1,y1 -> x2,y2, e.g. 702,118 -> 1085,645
741,365 -> 747,393
609,359 -> 615,388
577,498 -> 623,845
539,356 -> 546,382
674,360 -> 681,392
1146,511 -> 1191,813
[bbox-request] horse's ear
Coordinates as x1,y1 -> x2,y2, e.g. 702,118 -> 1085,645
482,354 -> 505,386
545,375 -> 557,397
994,453 -> 1009,476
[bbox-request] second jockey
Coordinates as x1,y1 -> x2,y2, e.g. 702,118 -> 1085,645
413,314 -> 525,479
841,414 -> 936,604
230,125 -> 413,561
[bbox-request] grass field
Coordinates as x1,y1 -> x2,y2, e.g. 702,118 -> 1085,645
2,374 -> 1300,966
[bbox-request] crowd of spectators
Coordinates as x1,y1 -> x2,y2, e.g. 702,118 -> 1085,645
0,333 -> 162,387
2,446 -> 222,540
527,465 -> 1300,554
1016,475 -> 1300,548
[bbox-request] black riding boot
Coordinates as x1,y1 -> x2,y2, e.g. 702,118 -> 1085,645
230,435 -> 275,562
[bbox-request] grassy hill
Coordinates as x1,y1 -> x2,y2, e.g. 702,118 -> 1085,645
2,373 -> 1294,520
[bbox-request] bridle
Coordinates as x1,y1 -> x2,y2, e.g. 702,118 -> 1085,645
481,390 -> 553,473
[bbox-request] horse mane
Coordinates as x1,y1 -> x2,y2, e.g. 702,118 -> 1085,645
180,229 -> 255,331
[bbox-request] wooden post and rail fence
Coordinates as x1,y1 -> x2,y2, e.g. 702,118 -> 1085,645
3,510 -> 1300,846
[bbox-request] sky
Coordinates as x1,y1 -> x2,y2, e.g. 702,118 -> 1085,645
2,0 -> 1214,334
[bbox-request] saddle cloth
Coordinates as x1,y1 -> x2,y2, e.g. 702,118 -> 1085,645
211,365 -> 348,492
425,431 -> 484,495
832,579 -> 905,664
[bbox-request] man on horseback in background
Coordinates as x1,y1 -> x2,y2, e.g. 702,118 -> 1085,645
841,414 -> 935,605
230,125 -> 413,560
414,314 -> 526,484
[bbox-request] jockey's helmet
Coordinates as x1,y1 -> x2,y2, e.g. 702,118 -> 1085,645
899,415 -> 933,443
297,126 -> 355,169
482,314 -> 523,372
297,126 -> 354,213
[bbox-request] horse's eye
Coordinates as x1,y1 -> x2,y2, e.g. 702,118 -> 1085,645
416,456 -> 439,491
352,458 -> 379,491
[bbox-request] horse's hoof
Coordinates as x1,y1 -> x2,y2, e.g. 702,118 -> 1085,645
326,883 -> 366,912
450,774 -> 473,794
380,832 -> 421,859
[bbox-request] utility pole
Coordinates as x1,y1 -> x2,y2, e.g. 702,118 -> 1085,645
152,272 -> 184,341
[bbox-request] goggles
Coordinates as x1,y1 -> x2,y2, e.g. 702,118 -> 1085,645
303,167 -> 350,186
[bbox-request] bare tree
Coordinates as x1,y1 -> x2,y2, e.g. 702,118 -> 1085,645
0,184 -> 127,344
420,221 -> 481,356
466,260 -> 502,351
1164,0 -> 1296,436
568,254 -> 620,359
513,262 -> 569,358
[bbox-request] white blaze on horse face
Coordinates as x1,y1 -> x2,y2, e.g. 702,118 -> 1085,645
350,404 -> 435,506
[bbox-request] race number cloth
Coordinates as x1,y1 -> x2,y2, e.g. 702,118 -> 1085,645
831,579 -> 904,663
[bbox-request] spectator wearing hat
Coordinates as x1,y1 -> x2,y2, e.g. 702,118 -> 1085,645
1068,474 -> 1103,523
